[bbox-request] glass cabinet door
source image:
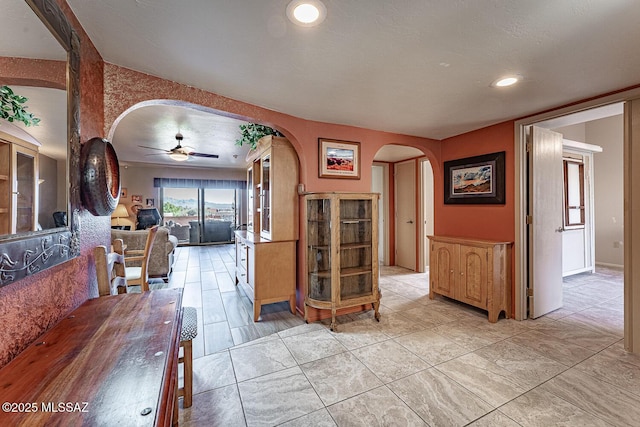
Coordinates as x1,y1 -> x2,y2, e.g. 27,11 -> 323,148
15,149 -> 37,233
246,166 -> 253,231
338,199 -> 373,300
260,154 -> 270,235
307,198 -> 331,301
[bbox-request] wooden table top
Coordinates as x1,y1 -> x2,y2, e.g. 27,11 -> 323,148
0,288 -> 183,426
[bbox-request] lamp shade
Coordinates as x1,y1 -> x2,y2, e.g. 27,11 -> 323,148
111,204 -> 129,219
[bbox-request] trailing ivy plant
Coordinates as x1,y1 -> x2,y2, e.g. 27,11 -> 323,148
0,85 -> 41,127
235,123 -> 282,150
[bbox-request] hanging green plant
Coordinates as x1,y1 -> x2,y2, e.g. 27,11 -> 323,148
0,85 -> 41,127
235,123 -> 282,150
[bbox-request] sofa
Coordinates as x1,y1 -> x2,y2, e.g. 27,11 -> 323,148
111,226 -> 178,281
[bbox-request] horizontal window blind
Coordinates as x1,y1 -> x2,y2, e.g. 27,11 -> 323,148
154,178 -> 246,190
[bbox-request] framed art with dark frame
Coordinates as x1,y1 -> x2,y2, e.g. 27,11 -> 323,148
444,151 -> 505,204
318,138 -> 361,179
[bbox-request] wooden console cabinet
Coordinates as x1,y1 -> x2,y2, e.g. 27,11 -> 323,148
428,235 -> 512,322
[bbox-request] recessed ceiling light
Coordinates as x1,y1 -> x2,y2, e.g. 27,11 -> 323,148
492,76 -> 521,87
287,0 -> 326,27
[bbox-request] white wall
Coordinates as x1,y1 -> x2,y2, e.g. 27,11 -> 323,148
115,163 -> 246,227
587,115 -> 624,267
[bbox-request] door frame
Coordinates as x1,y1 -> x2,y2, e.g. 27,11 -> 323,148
372,162 -> 390,266
418,158 -> 434,273
514,86 -> 640,353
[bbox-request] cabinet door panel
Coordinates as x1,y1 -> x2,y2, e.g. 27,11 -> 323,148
431,242 -> 456,297
458,246 -> 488,307
247,244 -> 255,291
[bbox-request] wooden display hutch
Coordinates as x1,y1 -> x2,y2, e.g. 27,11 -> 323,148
0,135 -> 39,236
303,192 -> 381,331
428,235 -> 512,322
235,135 -> 299,321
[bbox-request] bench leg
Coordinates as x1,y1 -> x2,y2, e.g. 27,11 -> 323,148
182,339 -> 193,408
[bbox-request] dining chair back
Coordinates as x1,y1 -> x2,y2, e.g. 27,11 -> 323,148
113,225 -> 159,292
93,245 -> 127,296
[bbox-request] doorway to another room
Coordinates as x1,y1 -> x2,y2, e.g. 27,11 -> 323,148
371,146 -> 434,274
517,100 -> 631,349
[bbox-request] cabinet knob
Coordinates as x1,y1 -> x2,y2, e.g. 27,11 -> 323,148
450,269 -> 454,273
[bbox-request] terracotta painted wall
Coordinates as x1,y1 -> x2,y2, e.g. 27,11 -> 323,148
435,121 -> 516,316
436,121 -> 515,242
0,1 -> 107,369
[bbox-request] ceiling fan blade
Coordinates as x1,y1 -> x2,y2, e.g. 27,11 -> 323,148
139,145 -> 170,153
189,152 -> 219,158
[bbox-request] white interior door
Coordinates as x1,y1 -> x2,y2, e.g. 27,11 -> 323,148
395,160 -> 416,270
529,126 -> 564,318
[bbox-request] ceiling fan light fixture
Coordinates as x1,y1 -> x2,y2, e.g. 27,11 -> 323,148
169,152 -> 189,162
287,0 -> 326,27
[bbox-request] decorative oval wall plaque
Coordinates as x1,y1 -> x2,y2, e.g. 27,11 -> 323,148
80,137 -> 121,216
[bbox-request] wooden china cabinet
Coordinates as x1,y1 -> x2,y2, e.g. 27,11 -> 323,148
303,192 -> 381,331
235,135 -> 299,321
0,135 -> 39,235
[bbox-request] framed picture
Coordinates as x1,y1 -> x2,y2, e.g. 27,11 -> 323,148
318,138 -> 361,179
444,151 -> 505,204
120,187 -> 127,198
131,194 -> 142,203
146,198 -> 155,207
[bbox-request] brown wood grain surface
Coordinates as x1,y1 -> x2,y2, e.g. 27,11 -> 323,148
0,288 -> 183,426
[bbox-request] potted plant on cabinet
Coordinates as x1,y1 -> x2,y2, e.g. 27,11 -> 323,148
235,123 -> 282,150
0,85 -> 40,126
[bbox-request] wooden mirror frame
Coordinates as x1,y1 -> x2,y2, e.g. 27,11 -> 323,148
0,0 -> 80,287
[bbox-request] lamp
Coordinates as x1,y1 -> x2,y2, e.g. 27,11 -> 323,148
169,152 -> 189,162
111,204 -> 129,226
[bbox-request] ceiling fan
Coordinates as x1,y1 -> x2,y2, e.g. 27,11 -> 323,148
139,133 -> 219,162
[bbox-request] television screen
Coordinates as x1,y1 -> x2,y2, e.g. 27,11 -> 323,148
136,208 -> 161,230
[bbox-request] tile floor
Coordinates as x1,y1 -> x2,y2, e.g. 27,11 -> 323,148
162,245 -> 639,426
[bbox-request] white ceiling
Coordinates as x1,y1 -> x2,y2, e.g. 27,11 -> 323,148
4,0 -> 640,166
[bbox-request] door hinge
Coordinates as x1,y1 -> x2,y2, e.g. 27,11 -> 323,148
526,215 -> 533,225
526,142 -> 532,153
527,288 -> 533,297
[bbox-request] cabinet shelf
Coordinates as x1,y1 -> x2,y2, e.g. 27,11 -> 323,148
340,242 -> 372,250
341,218 -> 372,223
340,266 -> 373,277
308,245 -> 330,250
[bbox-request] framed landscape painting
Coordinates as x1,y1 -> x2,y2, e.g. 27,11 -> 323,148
444,151 -> 505,204
318,138 -> 361,179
